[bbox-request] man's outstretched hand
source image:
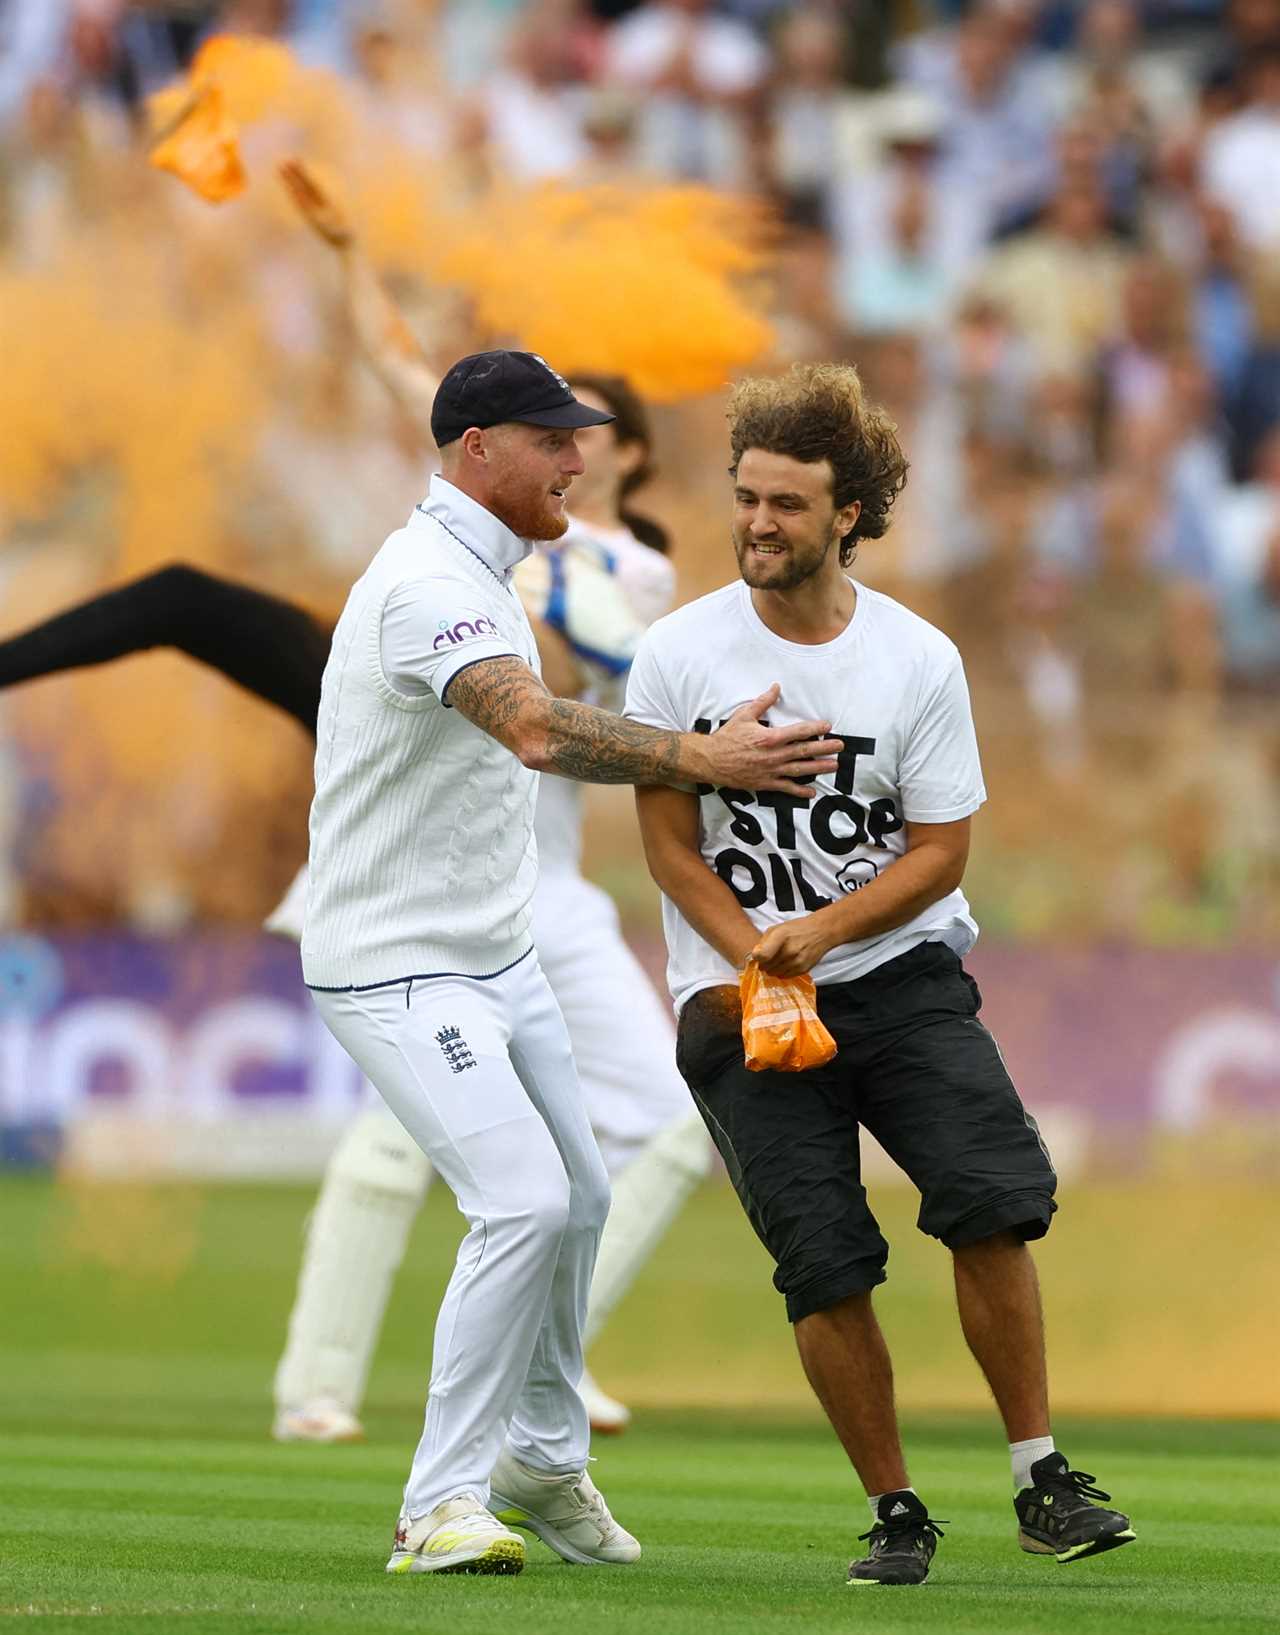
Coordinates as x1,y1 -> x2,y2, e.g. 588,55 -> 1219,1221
692,684 -> 840,797
279,156 -> 353,248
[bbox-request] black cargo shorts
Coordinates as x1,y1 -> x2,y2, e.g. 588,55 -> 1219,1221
676,941 -> 1057,1324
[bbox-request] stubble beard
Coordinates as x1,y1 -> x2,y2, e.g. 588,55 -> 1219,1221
733,528 -> 836,590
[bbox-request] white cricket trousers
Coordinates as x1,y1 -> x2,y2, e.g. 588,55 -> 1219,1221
311,950 -> 610,1520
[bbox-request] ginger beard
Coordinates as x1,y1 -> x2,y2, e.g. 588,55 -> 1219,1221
481,425 -> 580,541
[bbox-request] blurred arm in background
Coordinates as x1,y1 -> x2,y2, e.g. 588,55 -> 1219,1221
0,565 -> 330,735
278,155 -> 440,431
277,154 -> 591,692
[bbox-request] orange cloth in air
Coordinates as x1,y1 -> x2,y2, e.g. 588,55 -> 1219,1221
149,82 -> 245,204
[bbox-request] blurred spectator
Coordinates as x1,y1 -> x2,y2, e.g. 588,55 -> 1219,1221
1066,471 -> 1205,715
1200,41 -> 1280,250
1160,349 -> 1234,585
831,86 -> 987,331
475,0 -> 592,181
764,5 -> 853,228
1199,0 -> 1280,90
854,332 -> 981,587
971,178 -> 1134,379
345,13 -> 453,158
1212,427 -> 1280,689
0,1 -> 73,129
935,292 -> 1037,448
836,168 -> 953,334
1190,197 -> 1255,399
1048,0 -> 1192,138
1227,254 -> 1280,478
1049,111 -> 1140,232
896,4 -> 1057,239
605,0 -> 768,186
0,76 -> 94,267
214,0 -> 291,35
1098,255 -> 1191,445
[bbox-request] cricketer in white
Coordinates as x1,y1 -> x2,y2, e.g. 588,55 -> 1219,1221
269,170 -> 717,1444
301,374 -> 842,1577
272,513 -> 709,1443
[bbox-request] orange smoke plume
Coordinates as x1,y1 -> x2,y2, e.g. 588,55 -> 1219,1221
147,41 -> 776,394
429,183 -> 775,401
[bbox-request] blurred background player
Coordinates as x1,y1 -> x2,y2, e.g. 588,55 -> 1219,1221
0,163 -> 712,1442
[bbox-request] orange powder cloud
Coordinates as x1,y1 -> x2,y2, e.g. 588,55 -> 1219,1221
426,183 -> 776,401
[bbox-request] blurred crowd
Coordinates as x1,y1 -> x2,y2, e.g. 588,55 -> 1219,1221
0,0 -> 1277,944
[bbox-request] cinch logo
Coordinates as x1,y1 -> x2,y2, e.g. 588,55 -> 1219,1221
433,616 -> 498,650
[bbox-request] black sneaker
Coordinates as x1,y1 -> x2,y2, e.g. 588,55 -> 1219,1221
847,1491 -> 946,1586
1015,1452 -> 1136,1563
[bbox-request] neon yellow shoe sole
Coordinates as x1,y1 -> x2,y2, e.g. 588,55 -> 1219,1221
386,1536 -> 526,1575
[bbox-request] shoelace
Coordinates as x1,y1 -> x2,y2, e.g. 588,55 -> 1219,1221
571,1476 -> 610,1526
857,1515 -> 948,1548
1044,1466 -> 1111,1505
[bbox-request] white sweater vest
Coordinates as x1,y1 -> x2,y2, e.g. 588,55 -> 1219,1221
301,504 -> 541,989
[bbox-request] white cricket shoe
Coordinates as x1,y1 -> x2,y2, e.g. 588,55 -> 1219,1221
489,1450 -> 641,1566
385,1495 -> 525,1576
579,1367 -> 631,1435
272,1398 -> 364,1443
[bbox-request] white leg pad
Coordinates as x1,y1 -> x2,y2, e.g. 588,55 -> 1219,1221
274,1102 -> 432,1414
582,1111 -> 712,1353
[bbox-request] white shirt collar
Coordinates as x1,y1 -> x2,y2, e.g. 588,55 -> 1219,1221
416,474 -> 532,582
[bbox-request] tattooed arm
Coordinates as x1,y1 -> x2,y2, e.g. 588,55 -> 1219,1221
445,656 -> 840,796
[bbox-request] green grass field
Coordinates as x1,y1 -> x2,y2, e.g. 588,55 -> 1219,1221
2,1175 -> 1277,1633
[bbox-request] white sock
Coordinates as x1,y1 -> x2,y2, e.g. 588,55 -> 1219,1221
866,1487 -> 916,1524
1010,1435 -> 1056,1493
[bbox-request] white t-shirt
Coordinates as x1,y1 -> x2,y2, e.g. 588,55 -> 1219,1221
624,579 -> 986,1012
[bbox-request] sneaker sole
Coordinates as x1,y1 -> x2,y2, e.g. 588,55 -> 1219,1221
386,1538 -> 526,1576
847,1575 -> 929,1587
491,1502 -> 637,1567
1019,1526 -> 1137,1563
273,1425 -> 365,1444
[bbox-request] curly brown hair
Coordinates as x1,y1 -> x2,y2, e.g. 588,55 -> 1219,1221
727,364 -> 909,565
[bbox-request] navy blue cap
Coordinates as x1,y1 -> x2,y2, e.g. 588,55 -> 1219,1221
431,350 -> 616,447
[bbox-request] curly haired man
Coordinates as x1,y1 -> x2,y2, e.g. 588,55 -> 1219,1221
625,364 -> 1136,1586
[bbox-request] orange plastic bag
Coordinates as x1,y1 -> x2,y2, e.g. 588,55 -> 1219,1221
740,959 -> 837,1073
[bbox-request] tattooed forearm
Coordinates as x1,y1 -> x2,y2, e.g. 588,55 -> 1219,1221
446,655 -> 692,784
446,656 -> 541,738
541,696 -> 685,784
